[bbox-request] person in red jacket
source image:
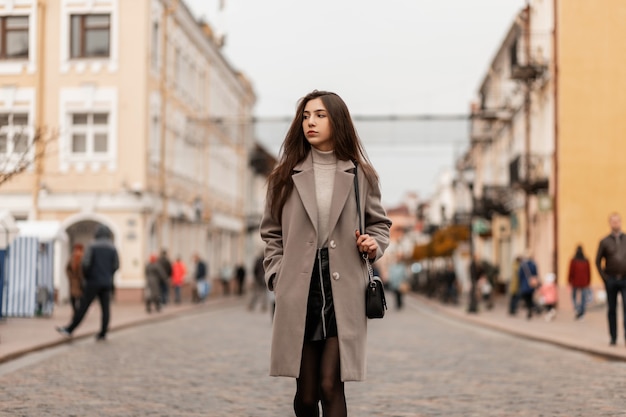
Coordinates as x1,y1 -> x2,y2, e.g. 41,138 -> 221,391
568,245 -> 591,319
171,256 -> 187,304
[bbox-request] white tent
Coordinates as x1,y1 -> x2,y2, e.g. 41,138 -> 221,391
16,221 -> 70,308
16,220 -> 68,242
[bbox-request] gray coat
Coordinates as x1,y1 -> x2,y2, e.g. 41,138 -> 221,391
145,262 -> 167,301
260,155 -> 391,381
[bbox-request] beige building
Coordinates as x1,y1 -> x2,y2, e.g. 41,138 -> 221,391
0,0 -> 256,301
456,0 -> 554,287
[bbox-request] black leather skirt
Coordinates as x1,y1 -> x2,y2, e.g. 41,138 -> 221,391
304,248 -> 337,342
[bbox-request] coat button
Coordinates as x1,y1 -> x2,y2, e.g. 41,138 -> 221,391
332,272 -> 340,280
329,240 -> 337,249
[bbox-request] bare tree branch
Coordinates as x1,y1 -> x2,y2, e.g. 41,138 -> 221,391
0,128 -> 57,188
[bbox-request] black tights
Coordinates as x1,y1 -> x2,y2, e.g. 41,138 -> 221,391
294,337 -> 346,417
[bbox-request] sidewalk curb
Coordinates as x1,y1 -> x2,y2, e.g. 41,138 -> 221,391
410,293 -> 626,362
0,297 -> 243,365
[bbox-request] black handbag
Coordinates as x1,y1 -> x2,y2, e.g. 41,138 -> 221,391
354,164 -> 387,319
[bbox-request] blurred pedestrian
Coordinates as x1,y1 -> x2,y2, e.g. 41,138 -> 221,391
157,249 -> 172,305
508,255 -> 522,316
538,273 -> 558,321
145,254 -> 167,313
260,90 -> 391,416
248,254 -> 268,312
192,253 -> 209,303
519,249 -> 539,320
235,264 -> 246,296
65,243 -> 84,315
171,255 -> 187,304
442,262 -> 458,305
478,273 -> 494,310
388,255 -> 407,310
56,225 -> 119,341
220,265 -> 232,296
468,254 -> 483,313
568,245 -> 591,320
595,212 -> 626,346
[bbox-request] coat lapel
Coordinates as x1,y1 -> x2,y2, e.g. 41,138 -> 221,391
328,159 -> 356,236
292,154 -> 318,235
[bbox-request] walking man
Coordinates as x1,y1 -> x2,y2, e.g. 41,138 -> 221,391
596,212 -> 626,346
157,249 -> 172,305
56,225 -> 119,341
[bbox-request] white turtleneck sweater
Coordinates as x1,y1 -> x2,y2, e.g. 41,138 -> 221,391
311,147 -> 337,248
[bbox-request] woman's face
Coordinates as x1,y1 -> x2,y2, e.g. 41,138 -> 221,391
303,97 -> 333,151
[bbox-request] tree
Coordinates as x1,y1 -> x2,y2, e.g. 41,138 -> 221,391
0,128 -> 56,188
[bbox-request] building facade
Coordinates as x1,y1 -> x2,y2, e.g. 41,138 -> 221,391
0,0 -> 255,301
460,1 -> 554,288
453,0 -> 626,289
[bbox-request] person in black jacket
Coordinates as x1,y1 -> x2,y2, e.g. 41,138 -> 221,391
596,212 -> 626,346
192,253 -> 209,303
157,249 -> 173,305
56,225 -> 119,341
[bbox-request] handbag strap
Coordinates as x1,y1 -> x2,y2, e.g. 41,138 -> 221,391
353,162 -> 363,235
353,163 -> 374,283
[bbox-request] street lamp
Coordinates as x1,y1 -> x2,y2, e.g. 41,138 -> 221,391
461,167 -> 479,313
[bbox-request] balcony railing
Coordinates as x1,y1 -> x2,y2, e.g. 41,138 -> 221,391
509,153 -> 550,194
473,185 -> 514,220
470,108 -> 513,144
510,32 -> 550,81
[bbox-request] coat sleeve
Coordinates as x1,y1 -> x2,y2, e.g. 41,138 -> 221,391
259,202 -> 283,291
595,240 -> 606,281
364,178 -> 392,262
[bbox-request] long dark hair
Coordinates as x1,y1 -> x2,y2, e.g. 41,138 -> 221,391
574,245 -> 586,261
266,90 -> 378,219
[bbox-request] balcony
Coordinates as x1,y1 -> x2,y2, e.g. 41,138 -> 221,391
470,113 -> 498,145
511,64 -> 547,81
452,211 -> 472,226
470,108 -> 512,145
509,153 -> 550,194
249,144 -> 275,176
472,107 -> 513,122
509,32 -> 549,82
473,185 -> 514,220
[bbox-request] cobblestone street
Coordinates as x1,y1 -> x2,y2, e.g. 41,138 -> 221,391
0,297 -> 624,416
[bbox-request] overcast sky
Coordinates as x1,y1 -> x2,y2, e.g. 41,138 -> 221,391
184,0 -> 524,206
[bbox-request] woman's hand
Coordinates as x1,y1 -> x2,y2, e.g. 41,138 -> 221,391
355,230 -> 378,260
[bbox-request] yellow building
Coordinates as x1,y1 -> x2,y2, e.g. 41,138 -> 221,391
556,0 -> 626,284
0,0 -> 255,301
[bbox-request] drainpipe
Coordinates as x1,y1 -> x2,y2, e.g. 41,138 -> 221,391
552,0 -> 559,277
31,0 -> 47,220
523,3 -> 532,249
158,0 -> 179,249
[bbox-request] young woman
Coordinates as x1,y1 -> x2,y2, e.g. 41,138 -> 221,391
260,90 -> 391,416
568,245 -> 591,319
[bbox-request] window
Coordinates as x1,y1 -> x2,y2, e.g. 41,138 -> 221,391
70,14 -> 110,58
0,16 -> 29,59
150,113 -> 160,162
151,21 -> 159,70
69,112 -> 109,156
0,112 -> 29,155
